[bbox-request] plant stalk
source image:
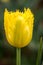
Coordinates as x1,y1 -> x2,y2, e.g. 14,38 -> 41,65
16,48 -> 21,65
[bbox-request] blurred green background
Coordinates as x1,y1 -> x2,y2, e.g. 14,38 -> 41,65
0,0 -> 43,65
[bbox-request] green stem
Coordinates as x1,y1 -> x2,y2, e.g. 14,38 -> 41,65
16,48 -> 21,65
36,37 -> 42,65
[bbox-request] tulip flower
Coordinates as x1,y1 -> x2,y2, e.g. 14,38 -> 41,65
4,8 -> 34,48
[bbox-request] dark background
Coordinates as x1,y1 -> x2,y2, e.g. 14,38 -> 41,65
0,0 -> 43,65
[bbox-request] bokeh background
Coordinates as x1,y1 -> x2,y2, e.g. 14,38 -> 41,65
0,0 -> 43,65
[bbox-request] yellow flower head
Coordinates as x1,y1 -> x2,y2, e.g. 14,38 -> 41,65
4,8 -> 34,48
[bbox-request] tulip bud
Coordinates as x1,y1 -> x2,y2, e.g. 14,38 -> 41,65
4,8 -> 34,48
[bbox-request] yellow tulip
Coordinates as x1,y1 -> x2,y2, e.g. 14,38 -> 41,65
4,8 -> 34,48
